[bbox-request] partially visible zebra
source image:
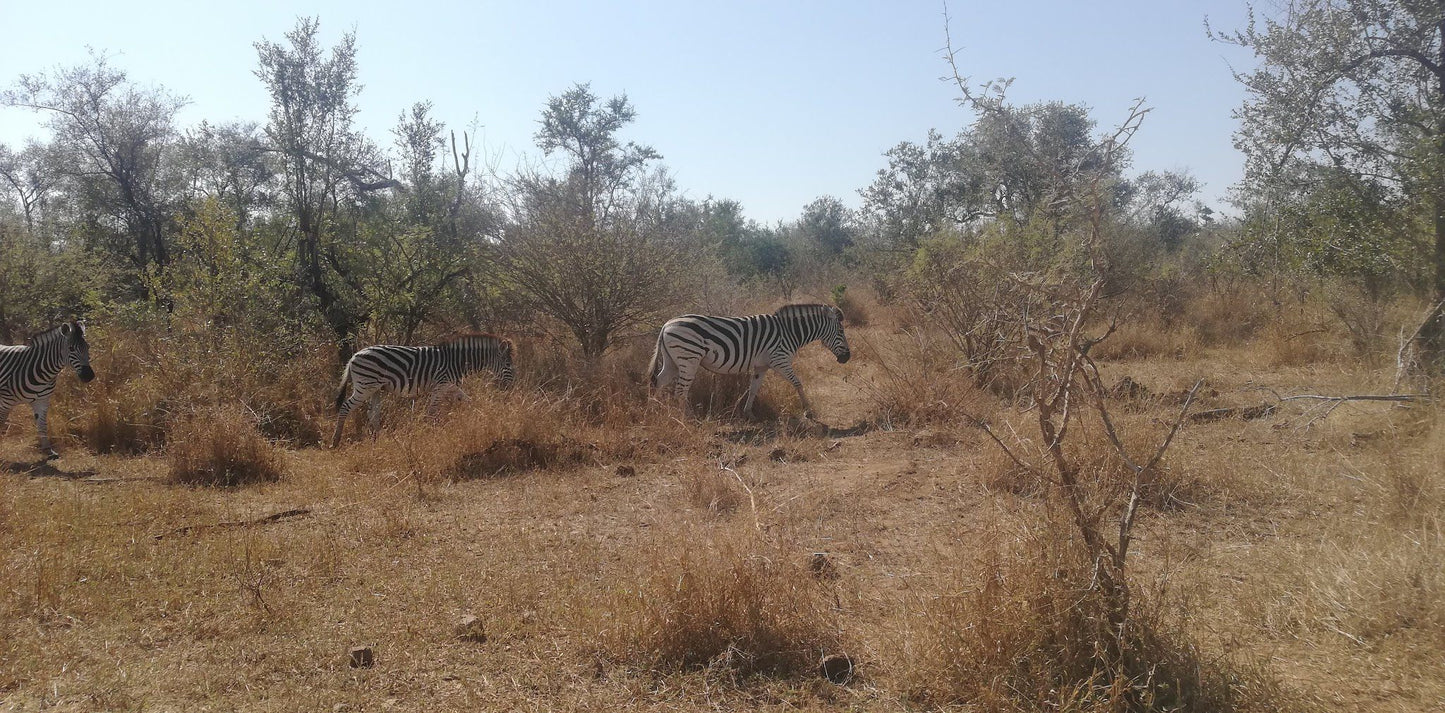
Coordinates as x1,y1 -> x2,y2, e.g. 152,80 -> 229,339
331,333 -> 515,447
1,321 -> 96,459
648,304 -> 851,418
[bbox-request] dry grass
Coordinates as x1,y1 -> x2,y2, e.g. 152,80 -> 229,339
4,295 -> 1445,711
594,527 -> 844,678
167,406 -> 287,486
1091,318 -> 1202,362
858,329 -> 996,427
894,518 -> 1280,711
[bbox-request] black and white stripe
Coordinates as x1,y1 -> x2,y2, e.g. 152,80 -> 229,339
648,304 -> 851,417
1,321 -> 96,458
331,333 -> 515,447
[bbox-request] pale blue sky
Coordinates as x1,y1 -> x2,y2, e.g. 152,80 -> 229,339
0,0 -> 1257,223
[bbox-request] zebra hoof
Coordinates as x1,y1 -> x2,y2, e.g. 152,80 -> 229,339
42,449 -> 60,461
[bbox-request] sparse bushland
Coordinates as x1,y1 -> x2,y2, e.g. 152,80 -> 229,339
5,9 -> 1445,709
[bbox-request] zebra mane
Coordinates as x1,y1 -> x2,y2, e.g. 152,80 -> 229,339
773,304 -> 840,321
437,332 -> 510,349
25,321 -> 85,347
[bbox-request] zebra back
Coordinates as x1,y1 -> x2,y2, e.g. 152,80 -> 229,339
439,333 -> 515,386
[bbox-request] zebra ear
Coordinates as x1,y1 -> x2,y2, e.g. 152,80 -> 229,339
59,323 -> 72,337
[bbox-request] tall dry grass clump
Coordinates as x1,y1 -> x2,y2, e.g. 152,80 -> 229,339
1252,409 -> 1444,648
50,318 -> 334,454
897,522 -> 1279,711
595,529 -> 843,678
167,406 -> 286,486
1089,318 -> 1201,362
861,330 -> 996,427
344,365 -> 705,482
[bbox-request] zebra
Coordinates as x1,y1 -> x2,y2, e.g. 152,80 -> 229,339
1,321 -> 96,459
331,333 -> 515,447
648,304 -> 850,418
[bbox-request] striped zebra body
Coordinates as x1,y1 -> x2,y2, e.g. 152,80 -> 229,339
0,321 -> 96,458
649,304 -> 850,418
331,333 -> 515,447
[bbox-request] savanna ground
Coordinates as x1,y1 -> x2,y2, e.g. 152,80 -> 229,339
1,294 -> 1442,712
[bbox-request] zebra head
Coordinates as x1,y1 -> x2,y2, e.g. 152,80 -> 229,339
62,321 -> 96,383
823,306 -> 851,364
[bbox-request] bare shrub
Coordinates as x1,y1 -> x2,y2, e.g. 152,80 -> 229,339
596,530 -> 842,678
861,330 -> 995,427
899,524 -> 1280,710
167,406 -> 286,487
1325,283 -> 1390,358
898,237 -> 1037,390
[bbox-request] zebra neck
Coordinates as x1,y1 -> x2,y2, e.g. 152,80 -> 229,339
30,340 -> 67,380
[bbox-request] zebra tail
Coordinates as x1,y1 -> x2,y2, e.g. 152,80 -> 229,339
334,362 -> 353,412
647,329 -> 666,391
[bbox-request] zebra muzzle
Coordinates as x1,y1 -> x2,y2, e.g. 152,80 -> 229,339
78,365 -> 96,383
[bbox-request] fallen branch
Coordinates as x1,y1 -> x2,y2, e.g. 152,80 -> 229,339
1189,392 -> 1428,424
1188,404 -> 1277,423
153,508 -> 311,540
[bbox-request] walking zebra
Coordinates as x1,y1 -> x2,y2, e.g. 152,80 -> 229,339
331,333 -> 515,447
648,304 -> 851,418
1,321 -> 96,459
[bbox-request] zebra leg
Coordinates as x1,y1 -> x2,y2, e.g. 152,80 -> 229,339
741,367 -> 767,416
670,355 -> 701,417
31,396 -> 58,459
775,363 -> 814,419
332,388 -> 366,448
368,394 -> 384,439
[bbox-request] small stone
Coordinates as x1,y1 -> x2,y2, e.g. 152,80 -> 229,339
614,464 -> 636,477
820,652 -> 854,684
348,646 -> 374,668
455,614 -> 487,644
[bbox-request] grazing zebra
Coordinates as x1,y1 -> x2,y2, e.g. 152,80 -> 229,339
648,304 -> 851,418
1,321 -> 96,459
331,333 -> 515,447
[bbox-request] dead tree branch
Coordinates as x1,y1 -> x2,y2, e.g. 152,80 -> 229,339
153,508 -> 311,540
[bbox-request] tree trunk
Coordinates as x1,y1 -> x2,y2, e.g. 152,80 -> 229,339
1428,18 -> 1445,370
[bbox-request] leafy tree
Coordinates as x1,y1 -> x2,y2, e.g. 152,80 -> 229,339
860,129 -> 982,250
0,142 -> 58,237
497,84 -> 686,359
861,97 -> 1124,252
254,17 -> 397,353
2,52 -> 186,270
175,121 -> 276,234
1213,0 -> 1445,358
797,195 -> 857,256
